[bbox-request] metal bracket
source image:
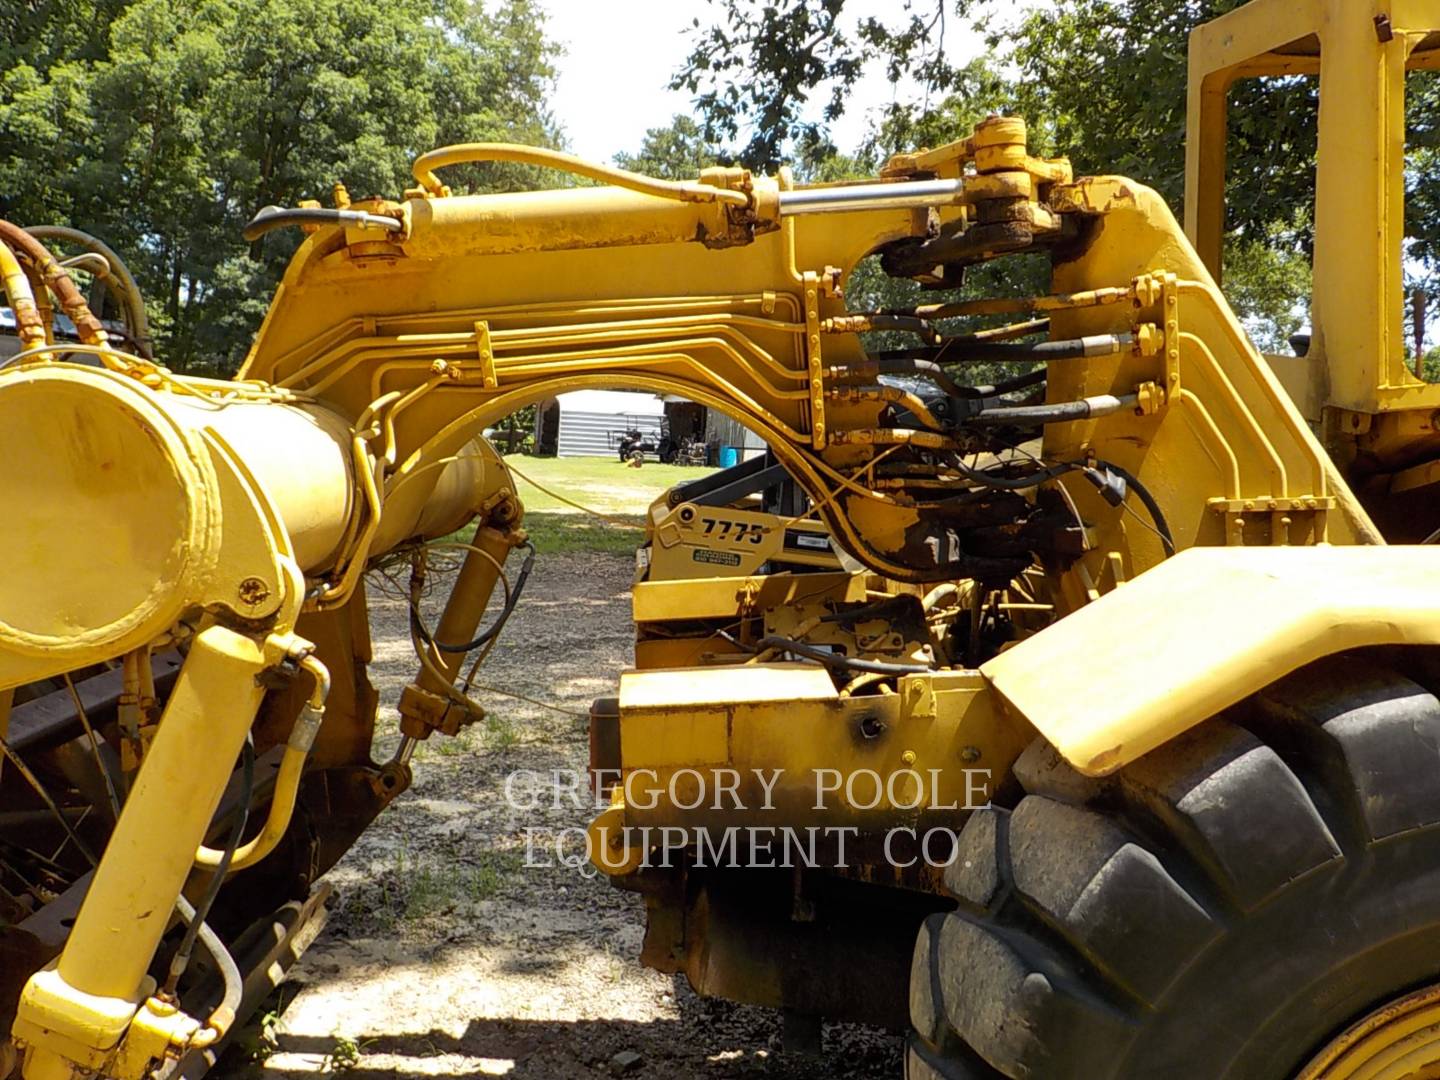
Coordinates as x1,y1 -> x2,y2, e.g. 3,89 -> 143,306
475,321 -> 497,388
1208,495 -> 1336,546
802,271 -> 827,450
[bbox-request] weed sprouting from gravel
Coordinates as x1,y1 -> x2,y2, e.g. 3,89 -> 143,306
483,713 -> 521,748
336,837 -> 521,935
322,1033 -> 370,1072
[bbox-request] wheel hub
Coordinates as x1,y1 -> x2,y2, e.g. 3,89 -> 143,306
1298,984 -> 1440,1079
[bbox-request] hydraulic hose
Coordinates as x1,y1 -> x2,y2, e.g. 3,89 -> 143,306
166,738 -> 252,1037
866,314 -> 938,339
941,456 -> 1176,556
949,459 -> 1080,491
969,393 -> 1138,426
412,143 -> 751,207
0,219 -> 108,346
936,333 -> 1134,364
905,287 -> 1131,321
827,358 -> 966,398
25,225 -> 153,359
242,205 -> 404,242
826,384 -> 947,431
193,654 -> 329,872
1097,460 -> 1176,556
0,238 -> 46,349
175,896 -> 244,1046
825,313 -> 939,341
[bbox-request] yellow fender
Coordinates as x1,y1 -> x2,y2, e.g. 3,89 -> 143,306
982,545 -> 1440,775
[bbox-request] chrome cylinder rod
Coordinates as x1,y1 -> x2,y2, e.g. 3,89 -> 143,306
777,178 -> 966,216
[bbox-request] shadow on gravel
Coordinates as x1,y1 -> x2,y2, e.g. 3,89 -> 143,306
230,968 -> 903,1080
250,1003 -> 903,1079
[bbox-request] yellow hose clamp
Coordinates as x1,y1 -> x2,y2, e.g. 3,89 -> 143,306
1134,322 -> 1164,357
109,998 -> 201,1080
1134,381 -> 1167,415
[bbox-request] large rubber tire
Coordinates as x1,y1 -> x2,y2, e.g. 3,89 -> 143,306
908,654 -> 1440,1080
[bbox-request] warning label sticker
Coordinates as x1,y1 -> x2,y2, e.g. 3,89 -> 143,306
692,549 -> 743,567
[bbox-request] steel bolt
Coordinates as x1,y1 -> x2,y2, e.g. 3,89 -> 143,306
238,577 -> 270,607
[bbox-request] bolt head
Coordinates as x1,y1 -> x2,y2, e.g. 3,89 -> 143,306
238,576 -> 270,607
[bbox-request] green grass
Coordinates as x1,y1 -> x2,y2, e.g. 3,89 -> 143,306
481,713 -> 521,749
501,454 -> 714,554
519,513 -> 645,555
374,843 -> 520,927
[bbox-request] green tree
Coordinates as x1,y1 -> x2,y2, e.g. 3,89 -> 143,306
1003,1 -> 1317,241
1221,226 -> 1313,354
0,0 -> 138,71
613,115 -> 722,179
1406,69 -> 1440,332
0,0 -> 560,373
1004,2 -> 1434,350
672,0 -> 1001,171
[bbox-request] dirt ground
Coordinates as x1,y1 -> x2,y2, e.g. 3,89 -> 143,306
227,549 -> 904,1079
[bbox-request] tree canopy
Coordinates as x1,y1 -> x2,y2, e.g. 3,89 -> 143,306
613,115 -> 720,181
1,0 -> 559,372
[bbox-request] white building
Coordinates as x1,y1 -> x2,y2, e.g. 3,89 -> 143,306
553,389 -> 666,458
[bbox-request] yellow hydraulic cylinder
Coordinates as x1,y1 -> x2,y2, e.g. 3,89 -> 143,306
399,521 -> 518,743
403,183 -> 751,260
420,524 -> 516,691
201,398 -> 357,572
392,445 -> 523,739
13,625 -> 281,1077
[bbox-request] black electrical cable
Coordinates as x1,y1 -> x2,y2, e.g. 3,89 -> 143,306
163,736 -> 253,997
913,454 -> 1176,557
1095,460 -> 1176,556
409,542 -> 535,655
758,635 -> 933,675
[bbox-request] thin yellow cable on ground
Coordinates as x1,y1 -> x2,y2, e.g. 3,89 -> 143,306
467,681 -> 590,718
503,460 -> 646,530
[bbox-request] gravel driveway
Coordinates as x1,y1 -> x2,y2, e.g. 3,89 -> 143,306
230,551 -> 903,1079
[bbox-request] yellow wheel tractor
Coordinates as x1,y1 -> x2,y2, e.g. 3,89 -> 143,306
3,1 -> 1440,1077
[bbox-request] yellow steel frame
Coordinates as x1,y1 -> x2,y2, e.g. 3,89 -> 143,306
589,663 -> 1030,886
1185,0 -> 1440,420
